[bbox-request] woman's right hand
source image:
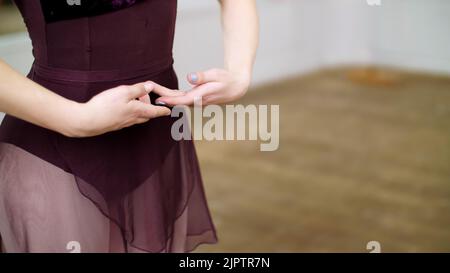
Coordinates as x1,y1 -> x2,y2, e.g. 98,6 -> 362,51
1,60 -> 169,137
69,81 -> 171,137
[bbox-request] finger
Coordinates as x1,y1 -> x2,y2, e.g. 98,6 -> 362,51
126,82 -> 153,100
151,82 -> 184,97
156,83 -> 219,106
138,94 -> 151,104
187,69 -> 227,85
156,91 -> 202,106
133,102 -> 172,119
147,105 -> 172,119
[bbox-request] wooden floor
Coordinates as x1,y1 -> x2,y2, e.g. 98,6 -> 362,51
194,67 -> 450,253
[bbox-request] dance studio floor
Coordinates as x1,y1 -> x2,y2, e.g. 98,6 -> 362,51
195,68 -> 450,252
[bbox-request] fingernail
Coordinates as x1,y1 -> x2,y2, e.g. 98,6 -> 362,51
189,73 -> 198,84
155,101 -> 166,106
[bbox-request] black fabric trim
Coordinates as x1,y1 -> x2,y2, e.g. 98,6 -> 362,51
40,0 -> 141,23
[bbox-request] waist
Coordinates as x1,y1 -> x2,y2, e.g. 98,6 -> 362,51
31,56 -> 174,83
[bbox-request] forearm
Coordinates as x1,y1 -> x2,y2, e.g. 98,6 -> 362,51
0,60 -> 80,136
220,0 -> 259,79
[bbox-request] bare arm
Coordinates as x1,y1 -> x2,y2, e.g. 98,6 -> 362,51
0,60 -> 80,135
154,0 -> 259,105
221,0 -> 259,82
0,60 -> 170,137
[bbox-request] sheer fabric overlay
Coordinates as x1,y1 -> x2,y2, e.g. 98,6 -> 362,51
0,142 -> 217,253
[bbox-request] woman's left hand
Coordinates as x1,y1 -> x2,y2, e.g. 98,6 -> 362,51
152,68 -> 251,106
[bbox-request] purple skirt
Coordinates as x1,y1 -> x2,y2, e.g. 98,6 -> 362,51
0,0 -> 217,252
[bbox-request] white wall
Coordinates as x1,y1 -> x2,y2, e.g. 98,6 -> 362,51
371,0 -> 450,73
0,32 -> 33,75
1,0 -> 450,121
175,0 -> 450,85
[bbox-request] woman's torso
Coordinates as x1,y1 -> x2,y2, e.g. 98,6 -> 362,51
1,0 -> 181,179
15,0 -> 177,73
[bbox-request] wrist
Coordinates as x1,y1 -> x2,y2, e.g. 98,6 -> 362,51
224,55 -> 254,81
60,101 -> 89,137
225,63 -> 250,79
227,64 -> 251,77
229,68 -> 252,91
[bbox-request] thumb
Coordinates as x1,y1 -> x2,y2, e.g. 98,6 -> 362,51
187,69 -> 225,85
126,81 -> 153,100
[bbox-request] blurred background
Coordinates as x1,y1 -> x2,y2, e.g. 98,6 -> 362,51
1,0 -> 449,252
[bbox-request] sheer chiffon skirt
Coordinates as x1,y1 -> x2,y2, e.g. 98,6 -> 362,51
0,141 -> 216,253
0,67 -> 218,253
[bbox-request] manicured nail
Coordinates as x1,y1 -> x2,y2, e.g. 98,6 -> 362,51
189,73 -> 198,83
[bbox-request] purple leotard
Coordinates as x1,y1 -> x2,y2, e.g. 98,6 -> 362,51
0,0 -> 217,253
